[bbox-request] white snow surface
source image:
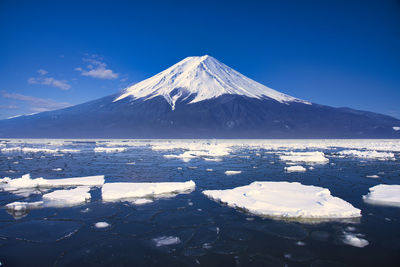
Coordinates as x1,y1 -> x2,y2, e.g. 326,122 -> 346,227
285,165 -> 307,172
338,150 -> 395,160
342,233 -> 369,248
102,180 -> 196,201
203,181 -> 361,218
0,174 -> 104,191
42,186 -> 91,206
114,55 -> 309,110
280,151 -> 329,164
363,184 -> 400,206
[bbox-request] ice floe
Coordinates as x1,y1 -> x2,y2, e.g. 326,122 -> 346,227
94,222 -> 110,229
342,232 -> 369,248
338,150 -> 395,160
94,147 -> 127,153
285,166 -> 306,173
153,236 -> 181,247
280,152 -> 329,164
224,170 -> 242,175
5,201 -> 43,211
102,180 -> 196,202
393,126 -> 400,131
203,181 -> 361,218
0,174 -> 104,191
43,186 -> 91,206
366,175 -> 379,179
363,184 -> 400,206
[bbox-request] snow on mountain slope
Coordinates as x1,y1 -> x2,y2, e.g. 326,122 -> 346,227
114,55 -> 310,110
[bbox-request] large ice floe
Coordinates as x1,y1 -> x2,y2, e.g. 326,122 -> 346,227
102,180 -> 196,202
0,174 -> 104,191
279,151 -> 329,164
42,186 -> 91,206
203,181 -> 361,219
162,142 -> 231,162
363,184 -> 400,207
337,150 -> 395,160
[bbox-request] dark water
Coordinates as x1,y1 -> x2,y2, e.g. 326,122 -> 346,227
0,140 -> 399,266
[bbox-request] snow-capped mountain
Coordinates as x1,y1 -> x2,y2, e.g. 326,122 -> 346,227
1,56 -> 399,138
115,55 -> 309,110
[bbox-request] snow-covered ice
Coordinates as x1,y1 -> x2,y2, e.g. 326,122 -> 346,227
42,186 -> 91,206
225,170 -> 242,176
338,150 -> 395,160
153,236 -> 181,247
342,232 -> 369,248
0,174 -> 104,191
203,181 -> 361,218
285,165 -> 306,173
94,222 -> 110,229
280,152 -> 329,164
94,147 -> 127,153
5,201 -> 43,211
363,184 -> 400,206
102,180 -> 196,201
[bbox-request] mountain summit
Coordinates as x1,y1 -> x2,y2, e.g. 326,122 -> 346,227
115,55 -> 309,110
1,56 -> 399,138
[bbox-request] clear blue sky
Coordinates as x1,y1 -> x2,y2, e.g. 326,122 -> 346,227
0,0 -> 399,119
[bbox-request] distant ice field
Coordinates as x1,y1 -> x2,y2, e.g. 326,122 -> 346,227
0,139 -> 399,266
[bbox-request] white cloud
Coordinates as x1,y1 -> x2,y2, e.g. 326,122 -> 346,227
28,76 -> 71,90
1,91 -> 71,112
75,55 -> 119,80
37,69 -> 48,75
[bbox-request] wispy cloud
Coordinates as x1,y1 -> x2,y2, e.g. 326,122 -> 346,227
1,91 -> 71,112
75,55 -> 119,79
28,69 -> 71,90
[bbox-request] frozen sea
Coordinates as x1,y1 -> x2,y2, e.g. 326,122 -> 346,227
1,139 -> 400,266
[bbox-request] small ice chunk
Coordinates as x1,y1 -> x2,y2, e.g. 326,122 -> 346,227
126,162 -> 135,165
285,165 -> 306,173
206,169 -> 213,172
225,170 -> 242,175
5,201 -> 43,211
52,168 -> 63,172
94,222 -> 110,229
366,175 -> 379,179
342,233 -> 369,248
94,147 -> 127,153
393,126 -> 400,131
43,186 -> 91,206
102,180 -> 196,201
203,181 -> 361,218
0,174 -> 104,191
280,151 -> 329,164
363,184 -> 400,206
153,236 -> 181,247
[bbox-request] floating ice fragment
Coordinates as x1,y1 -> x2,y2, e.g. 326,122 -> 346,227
206,169 -> 213,172
153,236 -> 181,247
5,201 -> 43,211
280,152 -> 329,164
0,174 -> 104,191
363,184 -> 400,206
102,180 -> 195,201
43,186 -> 91,206
225,170 -> 242,175
393,126 -> 400,131
285,166 -> 306,173
342,232 -> 369,248
203,181 -> 361,219
52,168 -> 63,172
94,222 -> 110,229
338,150 -> 395,160
366,175 -> 379,179
94,147 -> 127,153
